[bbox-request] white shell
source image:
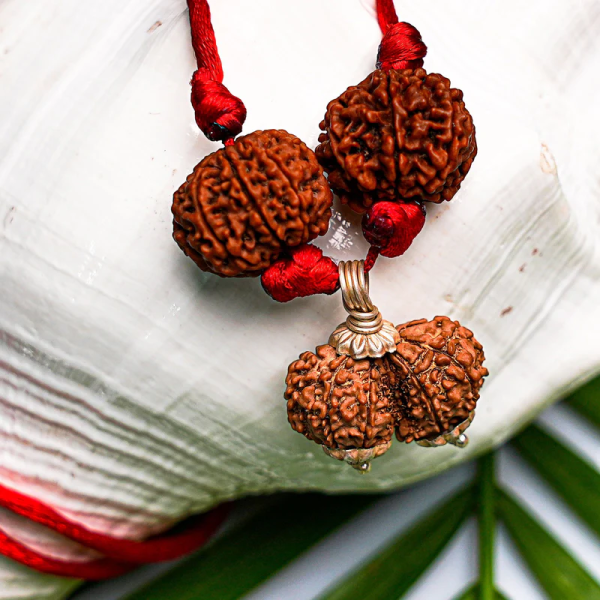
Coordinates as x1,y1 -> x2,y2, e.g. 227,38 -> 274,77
1,0 -> 600,594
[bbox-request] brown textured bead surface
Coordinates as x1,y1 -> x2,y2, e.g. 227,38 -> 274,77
285,316 -> 487,454
316,68 -> 477,213
392,316 -> 488,443
286,345 -> 394,450
172,130 -> 333,277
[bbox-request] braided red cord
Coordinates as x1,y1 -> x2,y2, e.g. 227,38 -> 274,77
188,0 -> 246,141
364,247 -> 380,273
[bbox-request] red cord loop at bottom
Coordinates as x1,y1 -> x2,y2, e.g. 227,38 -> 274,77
0,481 -> 229,579
191,69 -> 246,141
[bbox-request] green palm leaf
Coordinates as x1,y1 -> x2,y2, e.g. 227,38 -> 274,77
318,487 -> 473,600
476,454 -> 496,600
497,487 -> 600,600
124,493 -> 377,600
453,584 -> 509,600
566,376 -> 600,429
513,423 -> 600,537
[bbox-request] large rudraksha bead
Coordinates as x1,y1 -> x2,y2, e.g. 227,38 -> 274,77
316,69 -> 477,213
173,130 -> 333,277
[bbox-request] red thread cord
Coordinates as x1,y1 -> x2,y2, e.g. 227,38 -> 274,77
376,0 -> 427,70
364,247 -> 380,273
261,244 -> 340,302
375,0 -> 400,32
186,0 -> 426,298
187,0 -> 246,141
0,527 -> 134,580
0,481 -> 228,577
362,202 -> 426,259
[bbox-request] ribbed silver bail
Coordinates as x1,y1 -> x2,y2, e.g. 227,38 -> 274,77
328,260 -> 399,359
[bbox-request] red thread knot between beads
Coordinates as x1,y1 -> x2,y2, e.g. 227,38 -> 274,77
261,244 -> 339,303
377,22 -> 427,71
191,69 -> 247,142
362,201 -> 426,259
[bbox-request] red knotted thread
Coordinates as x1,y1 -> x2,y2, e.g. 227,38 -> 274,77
362,201 -> 426,258
375,0 -> 427,70
261,244 -> 340,302
185,0 -> 427,302
188,0 -> 246,141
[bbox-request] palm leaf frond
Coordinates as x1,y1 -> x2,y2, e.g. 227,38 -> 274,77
513,422 -> 600,537
497,487 -> 600,600
318,487 -> 473,600
476,454 -> 496,600
566,376 -> 600,429
453,584 -> 510,600
124,494 -> 376,600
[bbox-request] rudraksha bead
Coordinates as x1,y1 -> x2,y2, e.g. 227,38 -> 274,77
285,316 -> 487,462
173,130 -> 333,277
316,69 -> 476,213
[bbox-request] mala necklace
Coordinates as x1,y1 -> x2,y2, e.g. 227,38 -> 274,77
173,0 -> 489,472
